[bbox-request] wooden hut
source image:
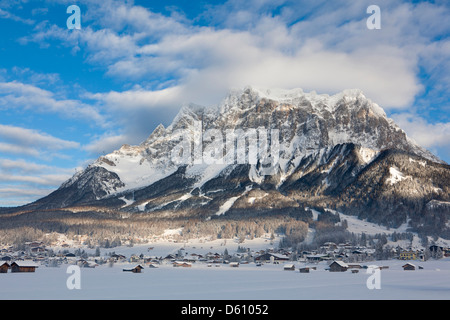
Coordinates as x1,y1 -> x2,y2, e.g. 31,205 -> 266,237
10,261 -> 38,273
329,260 -> 348,272
123,265 -> 144,273
0,262 -> 9,273
283,264 -> 295,271
402,263 -> 416,271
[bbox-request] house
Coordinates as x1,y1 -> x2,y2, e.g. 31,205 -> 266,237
402,263 -> 416,271
299,267 -> 310,273
283,264 -> 295,271
0,262 -> 9,273
229,262 -> 239,268
329,260 -> 348,272
399,250 -> 418,260
10,261 -> 38,273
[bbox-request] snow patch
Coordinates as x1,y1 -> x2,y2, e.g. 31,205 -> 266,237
358,147 -> 378,164
386,167 -> 406,185
215,196 -> 240,216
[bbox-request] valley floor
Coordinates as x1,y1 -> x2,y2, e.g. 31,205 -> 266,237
1,238 -> 450,300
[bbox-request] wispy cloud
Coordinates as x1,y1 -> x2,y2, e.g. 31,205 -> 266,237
0,8 -> 34,25
0,81 -> 106,126
392,113 -> 450,153
0,124 -> 80,151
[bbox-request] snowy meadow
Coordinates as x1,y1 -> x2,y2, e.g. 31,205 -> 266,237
1,238 -> 450,300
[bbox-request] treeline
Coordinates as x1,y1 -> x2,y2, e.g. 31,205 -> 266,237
0,208 -> 309,249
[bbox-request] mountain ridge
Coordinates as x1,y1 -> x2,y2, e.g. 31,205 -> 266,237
2,86 -> 449,242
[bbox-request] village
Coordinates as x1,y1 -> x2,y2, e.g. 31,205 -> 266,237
1,238 -> 449,274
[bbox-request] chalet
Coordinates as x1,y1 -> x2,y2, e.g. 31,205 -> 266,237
10,261 -> 38,273
283,264 -> 295,271
299,267 -> 310,273
329,260 -> 348,272
402,263 -> 416,271
229,262 -> 239,268
0,262 -> 9,273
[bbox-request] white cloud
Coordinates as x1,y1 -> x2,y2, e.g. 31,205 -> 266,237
0,8 -> 34,25
392,113 -> 450,150
0,142 -> 39,157
0,172 -> 71,186
0,124 -> 80,151
0,81 -> 106,125
0,157 -> 77,206
25,1 -> 427,112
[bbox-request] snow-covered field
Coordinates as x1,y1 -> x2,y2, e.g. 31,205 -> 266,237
1,258 -> 450,300
2,238 -> 450,300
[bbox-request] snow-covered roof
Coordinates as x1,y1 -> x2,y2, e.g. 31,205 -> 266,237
12,261 -> 38,267
331,260 -> 348,267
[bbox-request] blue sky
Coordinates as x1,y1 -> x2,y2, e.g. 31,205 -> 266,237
0,0 -> 449,206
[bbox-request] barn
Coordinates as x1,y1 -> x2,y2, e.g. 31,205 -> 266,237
329,260 -> 348,272
0,262 -> 9,273
402,263 -> 416,271
283,264 -> 295,271
10,261 -> 38,273
123,265 -> 144,273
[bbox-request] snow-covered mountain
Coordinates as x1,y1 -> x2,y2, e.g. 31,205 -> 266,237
25,86 -> 450,236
